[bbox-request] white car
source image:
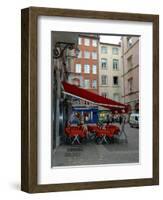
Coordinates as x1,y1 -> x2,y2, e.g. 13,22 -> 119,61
129,113 -> 139,128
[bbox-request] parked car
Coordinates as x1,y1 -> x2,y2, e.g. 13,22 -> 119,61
129,113 -> 139,128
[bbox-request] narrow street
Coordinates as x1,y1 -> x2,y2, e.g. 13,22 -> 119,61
52,123 -> 139,167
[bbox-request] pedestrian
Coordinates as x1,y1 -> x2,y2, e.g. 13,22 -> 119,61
119,115 -> 122,125
113,115 -> 116,123
107,114 -> 110,124
110,115 -> 113,124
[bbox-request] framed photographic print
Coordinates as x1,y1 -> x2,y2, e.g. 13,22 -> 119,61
21,7 -> 159,193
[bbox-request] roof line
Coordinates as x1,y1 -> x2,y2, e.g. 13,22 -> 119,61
100,42 -> 121,46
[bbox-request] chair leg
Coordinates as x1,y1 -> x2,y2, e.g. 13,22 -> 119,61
102,135 -> 108,144
71,136 -> 80,144
76,136 -> 81,144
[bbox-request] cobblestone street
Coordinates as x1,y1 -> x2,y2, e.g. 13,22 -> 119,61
52,123 -> 139,167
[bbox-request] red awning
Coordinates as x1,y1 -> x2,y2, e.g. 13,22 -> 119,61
62,81 -> 128,113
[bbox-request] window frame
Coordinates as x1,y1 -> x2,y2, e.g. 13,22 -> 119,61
75,63 -> 82,73
112,47 -> 119,55
101,75 -> 108,85
84,64 -> 90,74
113,76 -> 119,85
84,50 -> 90,59
113,59 -> 119,70
84,79 -> 90,88
101,58 -> 108,69
101,46 -> 107,54
92,64 -> 97,74
92,39 -> 97,47
92,80 -> 97,89
92,51 -> 97,60
84,38 -> 90,46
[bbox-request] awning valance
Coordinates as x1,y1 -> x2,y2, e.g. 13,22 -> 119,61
62,81 -> 128,113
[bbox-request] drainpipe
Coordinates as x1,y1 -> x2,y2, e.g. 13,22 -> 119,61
122,38 -> 125,104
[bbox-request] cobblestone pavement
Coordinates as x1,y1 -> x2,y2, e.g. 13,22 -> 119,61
52,123 -> 139,167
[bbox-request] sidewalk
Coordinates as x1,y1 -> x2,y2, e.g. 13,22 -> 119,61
52,123 -> 139,167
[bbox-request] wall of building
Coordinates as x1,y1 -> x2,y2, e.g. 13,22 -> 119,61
121,37 -> 139,112
73,35 -> 99,94
99,43 -> 123,102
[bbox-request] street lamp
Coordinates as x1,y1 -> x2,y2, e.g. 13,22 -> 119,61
53,42 -> 79,59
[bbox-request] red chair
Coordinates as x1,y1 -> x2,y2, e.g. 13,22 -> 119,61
87,124 -> 102,141
95,125 -> 120,144
64,125 -> 87,144
105,124 -> 120,137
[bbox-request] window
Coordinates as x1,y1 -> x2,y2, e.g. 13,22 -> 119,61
113,93 -> 120,101
101,58 -> 107,69
127,37 -> 133,48
113,59 -> 119,70
92,65 -> 97,74
101,46 -> 107,53
92,39 -> 97,47
72,78 -> 80,87
92,80 -> 97,89
84,38 -> 90,46
127,56 -> 133,69
84,112 -> 91,122
77,50 -> 82,58
75,64 -> 81,73
112,47 -> 119,55
128,78 -> 133,92
78,37 -> 82,45
135,116 -> 138,121
92,52 -> 97,60
84,79 -> 90,88
84,51 -> 90,59
113,76 -> 119,85
101,92 -> 107,98
84,64 -> 90,73
101,75 -> 108,85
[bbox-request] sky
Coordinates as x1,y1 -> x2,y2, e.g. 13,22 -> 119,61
100,35 -> 121,45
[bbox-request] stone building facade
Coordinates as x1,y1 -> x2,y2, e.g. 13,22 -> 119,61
121,36 -> 139,113
98,42 -> 123,102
